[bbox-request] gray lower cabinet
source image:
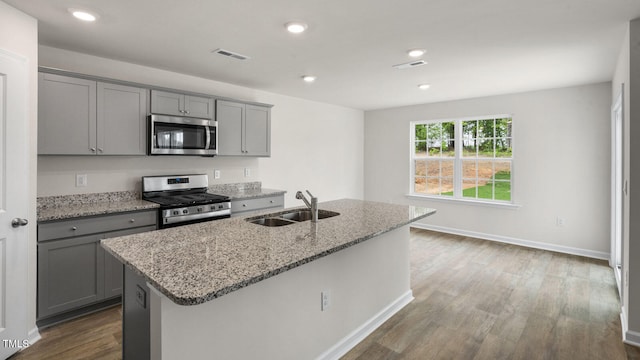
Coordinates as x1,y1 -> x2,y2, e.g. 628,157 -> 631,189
150,89 -> 214,119
231,194 -> 284,217
37,210 -> 157,325
101,227 -> 156,299
38,234 -> 105,317
38,72 -> 148,156
217,100 -> 271,157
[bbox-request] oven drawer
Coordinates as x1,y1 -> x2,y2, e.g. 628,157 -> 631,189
38,210 -> 157,242
231,195 -> 284,216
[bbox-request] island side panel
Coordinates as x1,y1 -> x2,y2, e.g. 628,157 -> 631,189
149,225 -> 411,360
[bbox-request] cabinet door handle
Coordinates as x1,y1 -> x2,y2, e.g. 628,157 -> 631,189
71,226 -> 77,231
242,204 -> 247,207
129,219 -> 135,223
270,200 -> 274,203
90,148 -> 96,152
185,110 -> 190,115
98,148 -> 104,153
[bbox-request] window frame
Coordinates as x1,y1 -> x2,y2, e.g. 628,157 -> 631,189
409,114 -> 515,206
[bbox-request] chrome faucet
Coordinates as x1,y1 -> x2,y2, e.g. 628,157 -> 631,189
296,190 -> 318,222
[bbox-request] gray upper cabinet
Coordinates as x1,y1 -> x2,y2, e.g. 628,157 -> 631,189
151,90 -> 214,119
217,100 -> 244,155
38,73 -> 97,155
97,83 -> 147,155
217,100 -> 271,157
38,72 -> 148,156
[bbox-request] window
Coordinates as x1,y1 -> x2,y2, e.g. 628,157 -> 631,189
411,115 -> 513,203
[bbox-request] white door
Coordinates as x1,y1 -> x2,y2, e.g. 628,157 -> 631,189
0,49 -> 30,358
611,87 -> 624,298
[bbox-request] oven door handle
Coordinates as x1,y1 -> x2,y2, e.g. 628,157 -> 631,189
205,125 -> 211,150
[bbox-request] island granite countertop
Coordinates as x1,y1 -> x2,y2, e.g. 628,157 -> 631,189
101,199 -> 436,306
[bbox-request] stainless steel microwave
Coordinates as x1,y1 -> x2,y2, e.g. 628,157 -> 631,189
149,115 -> 217,156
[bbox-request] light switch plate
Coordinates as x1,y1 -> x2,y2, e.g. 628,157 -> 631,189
76,174 -> 87,187
244,168 -> 251,178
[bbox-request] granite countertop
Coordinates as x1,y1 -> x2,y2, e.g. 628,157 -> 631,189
211,187 -> 286,200
37,183 -> 286,222
37,192 -> 160,222
38,199 -> 160,222
101,199 -> 436,306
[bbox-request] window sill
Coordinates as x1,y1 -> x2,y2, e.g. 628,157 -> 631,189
405,194 -> 522,210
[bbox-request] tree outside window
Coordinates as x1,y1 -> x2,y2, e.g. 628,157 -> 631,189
412,116 -> 513,203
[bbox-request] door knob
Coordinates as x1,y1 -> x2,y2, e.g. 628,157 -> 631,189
11,218 -> 28,228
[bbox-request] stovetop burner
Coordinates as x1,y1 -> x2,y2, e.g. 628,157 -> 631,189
149,193 -> 229,207
141,174 -> 232,228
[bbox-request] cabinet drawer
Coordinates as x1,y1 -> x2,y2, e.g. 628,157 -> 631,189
38,210 -> 157,242
231,196 -> 284,216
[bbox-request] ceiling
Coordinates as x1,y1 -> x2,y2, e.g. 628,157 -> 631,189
6,0 -> 640,110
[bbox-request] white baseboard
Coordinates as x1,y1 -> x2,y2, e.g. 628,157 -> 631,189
27,326 -> 41,345
624,331 -> 640,347
316,290 -> 414,360
621,311 -> 640,347
412,223 -> 609,260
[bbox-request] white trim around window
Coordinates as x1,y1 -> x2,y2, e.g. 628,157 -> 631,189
409,114 -> 515,205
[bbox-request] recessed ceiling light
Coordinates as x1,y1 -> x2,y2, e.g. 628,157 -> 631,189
418,84 -> 431,90
68,8 -> 98,22
286,22 -> 308,34
408,49 -> 426,58
302,75 -> 316,83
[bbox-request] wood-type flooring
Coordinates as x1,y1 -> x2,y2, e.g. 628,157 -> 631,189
10,228 -> 640,359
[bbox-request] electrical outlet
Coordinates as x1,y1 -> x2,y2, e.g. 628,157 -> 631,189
214,170 -> 221,179
321,291 -> 331,311
76,174 -> 87,187
244,167 -> 251,178
135,285 -> 147,309
556,217 -> 565,226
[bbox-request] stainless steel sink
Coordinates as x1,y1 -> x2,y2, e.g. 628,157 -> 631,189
248,218 -> 296,227
279,209 -> 340,222
246,209 -> 340,227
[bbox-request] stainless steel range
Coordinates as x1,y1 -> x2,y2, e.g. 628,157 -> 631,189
142,174 -> 231,228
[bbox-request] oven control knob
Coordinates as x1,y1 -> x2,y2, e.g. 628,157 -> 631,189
218,205 -> 224,209
182,209 -> 189,214
210,205 -> 216,210
173,210 -> 179,216
197,207 -> 203,212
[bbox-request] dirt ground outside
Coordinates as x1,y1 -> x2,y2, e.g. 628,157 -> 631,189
414,158 -> 511,194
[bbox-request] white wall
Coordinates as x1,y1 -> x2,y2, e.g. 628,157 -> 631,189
364,83 -> 612,258
612,21 -> 632,342
38,46 -> 364,205
0,0 -> 38,340
628,17 -> 640,345
613,18 -> 640,345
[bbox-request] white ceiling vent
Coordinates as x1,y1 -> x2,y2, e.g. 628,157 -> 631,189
392,59 -> 427,70
212,48 -> 250,61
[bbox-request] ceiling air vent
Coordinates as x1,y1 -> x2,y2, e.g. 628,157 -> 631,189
212,48 -> 250,61
392,59 -> 427,70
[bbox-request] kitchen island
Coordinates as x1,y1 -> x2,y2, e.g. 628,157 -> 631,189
102,199 -> 436,359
